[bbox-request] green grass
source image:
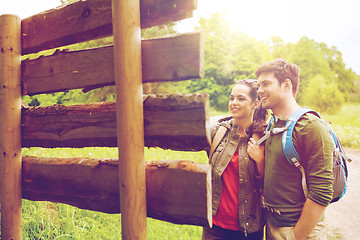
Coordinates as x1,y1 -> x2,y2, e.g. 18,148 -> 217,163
22,201 -> 121,239
322,103 -> 360,149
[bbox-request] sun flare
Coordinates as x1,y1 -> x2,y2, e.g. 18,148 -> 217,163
223,0 -> 293,40
195,0 -> 297,42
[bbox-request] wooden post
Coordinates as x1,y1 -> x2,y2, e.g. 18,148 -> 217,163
111,0 -> 147,239
0,14 -> 22,240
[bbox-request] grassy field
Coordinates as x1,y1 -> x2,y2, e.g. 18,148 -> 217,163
322,103 -> 360,149
1,104 -> 358,239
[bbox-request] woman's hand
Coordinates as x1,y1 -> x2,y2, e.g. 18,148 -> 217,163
247,137 -> 265,176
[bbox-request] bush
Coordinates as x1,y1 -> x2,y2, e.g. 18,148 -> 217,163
301,75 -> 345,114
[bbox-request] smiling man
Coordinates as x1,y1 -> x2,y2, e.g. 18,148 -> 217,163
255,58 -> 334,240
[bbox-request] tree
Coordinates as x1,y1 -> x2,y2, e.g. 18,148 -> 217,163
269,37 -> 357,111
318,43 -> 357,101
349,74 -> 360,102
268,36 -> 289,59
188,13 -> 271,111
302,74 -> 344,114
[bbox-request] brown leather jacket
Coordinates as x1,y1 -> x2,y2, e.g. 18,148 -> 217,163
209,118 -> 265,234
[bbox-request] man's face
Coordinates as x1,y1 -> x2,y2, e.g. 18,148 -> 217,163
257,71 -> 285,110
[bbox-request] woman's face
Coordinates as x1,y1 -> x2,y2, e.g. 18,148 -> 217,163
229,84 -> 257,120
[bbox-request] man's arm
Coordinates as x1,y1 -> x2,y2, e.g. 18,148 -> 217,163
292,115 -> 332,239
293,198 -> 326,240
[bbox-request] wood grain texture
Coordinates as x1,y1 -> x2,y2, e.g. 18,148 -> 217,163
21,32 -> 204,95
112,0 -> 147,237
22,157 -> 212,227
21,0 -> 197,55
21,94 -> 211,151
0,14 -> 22,240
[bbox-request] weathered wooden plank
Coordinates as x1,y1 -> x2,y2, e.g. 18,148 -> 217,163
141,32 -> 204,83
21,0 -> 197,55
22,157 -> 212,227
21,93 -> 211,151
22,32 -> 203,96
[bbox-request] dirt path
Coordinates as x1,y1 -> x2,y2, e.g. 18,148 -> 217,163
324,148 -> 360,239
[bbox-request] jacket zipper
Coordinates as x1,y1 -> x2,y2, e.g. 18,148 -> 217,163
240,139 -> 247,236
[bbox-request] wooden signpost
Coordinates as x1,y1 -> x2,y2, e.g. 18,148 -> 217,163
0,14 -> 22,240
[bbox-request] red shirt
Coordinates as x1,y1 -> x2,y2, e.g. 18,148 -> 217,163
213,150 -> 241,230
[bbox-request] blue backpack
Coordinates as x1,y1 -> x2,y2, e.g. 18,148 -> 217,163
263,108 -> 351,203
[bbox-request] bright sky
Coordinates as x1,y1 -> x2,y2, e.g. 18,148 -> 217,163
1,0 -> 62,18
1,0 -> 360,74
178,0 -> 360,74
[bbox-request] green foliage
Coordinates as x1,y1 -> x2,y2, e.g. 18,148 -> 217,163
349,75 -> 360,102
269,37 -> 357,108
188,13 -> 272,111
21,88 -> 114,107
187,14 -> 357,113
302,75 -> 345,114
142,23 -> 178,39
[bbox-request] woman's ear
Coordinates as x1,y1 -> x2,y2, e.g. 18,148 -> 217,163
253,99 -> 260,110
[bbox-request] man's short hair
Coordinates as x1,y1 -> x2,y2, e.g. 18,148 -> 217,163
255,58 -> 300,96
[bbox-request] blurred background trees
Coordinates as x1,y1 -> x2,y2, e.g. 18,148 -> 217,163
22,9 -> 360,114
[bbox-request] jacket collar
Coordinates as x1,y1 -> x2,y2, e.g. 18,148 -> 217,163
218,117 -> 250,138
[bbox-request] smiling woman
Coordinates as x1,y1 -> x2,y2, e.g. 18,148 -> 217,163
202,79 -> 268,239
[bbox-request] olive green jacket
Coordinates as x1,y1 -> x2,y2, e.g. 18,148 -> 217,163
209,118 -> 265,234
264,113 -> 334,227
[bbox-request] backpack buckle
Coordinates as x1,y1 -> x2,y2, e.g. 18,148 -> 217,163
271,127 -> 288,135
291,158 -> 301,168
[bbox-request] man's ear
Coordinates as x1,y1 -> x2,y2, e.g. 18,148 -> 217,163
283,78 -> 292,92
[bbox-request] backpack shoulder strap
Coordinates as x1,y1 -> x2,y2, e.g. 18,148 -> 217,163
267,115 -> 275,131
209,126 -> 227,161
282,108 -> 320,164
282,108 -> 320,199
